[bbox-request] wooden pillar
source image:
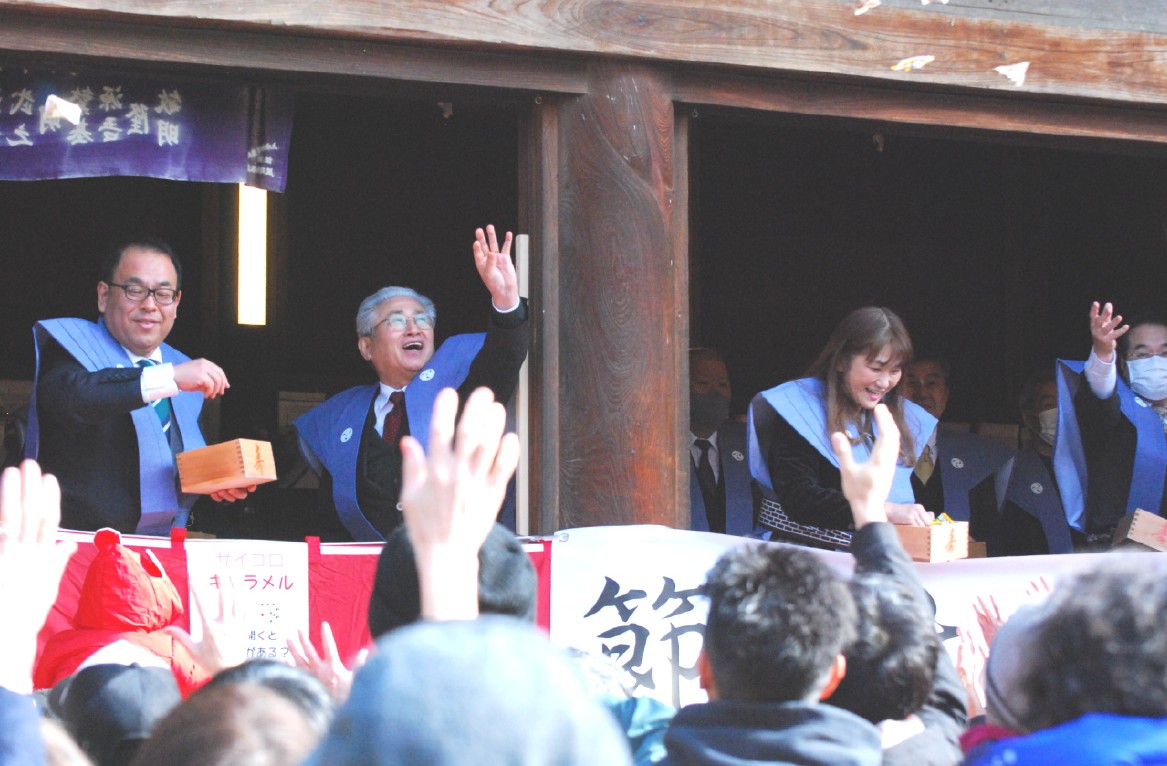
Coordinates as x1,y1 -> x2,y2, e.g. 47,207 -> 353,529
545,62 -> 688,530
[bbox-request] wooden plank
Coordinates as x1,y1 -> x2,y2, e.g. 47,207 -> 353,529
519,98 -> 563,535
673,72 -> 1167,148
556,63 -> 684,528
0,7 -> 590,95
3,1 -> 1167,106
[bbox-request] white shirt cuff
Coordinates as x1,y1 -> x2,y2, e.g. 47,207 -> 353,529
1084,348 -> 1117,399
140,362 -> 179,403
492,297 -> 521,313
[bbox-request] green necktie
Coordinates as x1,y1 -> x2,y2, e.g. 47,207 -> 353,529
136,359 -> 173,433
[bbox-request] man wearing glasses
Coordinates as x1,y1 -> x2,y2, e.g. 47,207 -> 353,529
1056,302 -> 1167,545
27,235 -> 247,534
294,225 -> 529,542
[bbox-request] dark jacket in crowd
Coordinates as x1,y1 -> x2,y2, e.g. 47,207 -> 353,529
659,698 -> 882,766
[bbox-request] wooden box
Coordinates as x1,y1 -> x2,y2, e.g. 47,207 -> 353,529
895,521 -> 969,563
177,439 -> 277,494
1111,509 -> 1167,552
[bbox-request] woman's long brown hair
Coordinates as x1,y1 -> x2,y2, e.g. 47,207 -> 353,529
805,306 -> 917,465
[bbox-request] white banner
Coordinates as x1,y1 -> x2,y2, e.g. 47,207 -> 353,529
550,525 -> 1110,708
184,538 -> 310,663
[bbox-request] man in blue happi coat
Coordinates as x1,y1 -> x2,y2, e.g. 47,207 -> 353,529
27,235 -> 247,534
294,225 -> 529,542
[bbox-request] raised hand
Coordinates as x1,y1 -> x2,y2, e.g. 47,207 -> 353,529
0,461 -> 77,694
286,621 -> 368,703
472,224 -> 519,311
831,402 -> 898,527
1089,301 -> 1129,362
163,574 -> 249,675
399,386 -> 520,621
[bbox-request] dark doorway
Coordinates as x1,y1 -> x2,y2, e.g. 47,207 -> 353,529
690,117 -> 1167,427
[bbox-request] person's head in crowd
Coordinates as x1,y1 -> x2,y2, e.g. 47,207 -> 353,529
199,659 -> 335,738
826,571 -> 940,723
1018,367 -> 1058,456
355,285 -> 438,389
305,616 -> 633,766
982,602 -> 1047,732
698,544 -> 857,703
806,306 -> 918,463
689,347 -> 732,438
130,682 -> 319,766
97,235 -> 183,358
367,521 -> 537,639
903,357 -> 951,420
1016,557 -> 1167,732
49,663 -> 181,766
1116,311 -> 1167,405
40,717 -> 95,766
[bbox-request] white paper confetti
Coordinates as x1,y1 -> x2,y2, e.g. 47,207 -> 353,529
891,55 -> 936,73
994,61 -> 1030,87
854,0 -> 881,15
44,94 -> 82,125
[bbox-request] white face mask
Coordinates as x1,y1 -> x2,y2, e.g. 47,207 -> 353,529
1127,356 -> 1167,403
1036,407 -> 1057,446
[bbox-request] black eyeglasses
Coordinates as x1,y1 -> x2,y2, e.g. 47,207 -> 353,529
106,282 -> 180,306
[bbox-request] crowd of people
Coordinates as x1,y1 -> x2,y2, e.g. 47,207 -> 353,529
4,389 -> 1166,764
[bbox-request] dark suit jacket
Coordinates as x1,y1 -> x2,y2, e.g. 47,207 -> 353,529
1075,380 -> 1167,531
310,302 -> 530,542
36,338 -> 190,532
910,428 -> 1011,542
689,420 -> 754,536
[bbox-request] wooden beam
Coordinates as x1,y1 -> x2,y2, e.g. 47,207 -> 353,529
4,1 -> 1167,106
0,7 -> 590,95
555,62 -> 685,529
672,70 -> 1167,148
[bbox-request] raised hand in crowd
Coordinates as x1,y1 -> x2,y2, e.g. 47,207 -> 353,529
1089,300 -> 1130,362
287,621 -> 368,703
472,224 -> 519,310
163,572 -> 249,676
831,402 -> 899,526
398,386 -> 521,622
0,460 -> 76,695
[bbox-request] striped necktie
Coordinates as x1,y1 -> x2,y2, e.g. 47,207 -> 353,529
136,359 -> 173,433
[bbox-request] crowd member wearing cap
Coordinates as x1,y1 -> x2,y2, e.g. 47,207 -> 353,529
962,557 -> 1167,765
367,521 -> 536,639
47,663 -> 180,766
293,225 -> 529,543
0,461 -> 78,766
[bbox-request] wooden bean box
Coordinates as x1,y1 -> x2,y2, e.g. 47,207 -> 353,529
1111,509 -> 1167,552
177,438 -> 277,494
895,521 -> 970,563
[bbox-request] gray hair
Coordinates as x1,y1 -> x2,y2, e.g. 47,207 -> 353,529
355,286 -> 437,337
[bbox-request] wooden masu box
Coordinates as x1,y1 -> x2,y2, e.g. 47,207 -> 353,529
177,438 -> 277,494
